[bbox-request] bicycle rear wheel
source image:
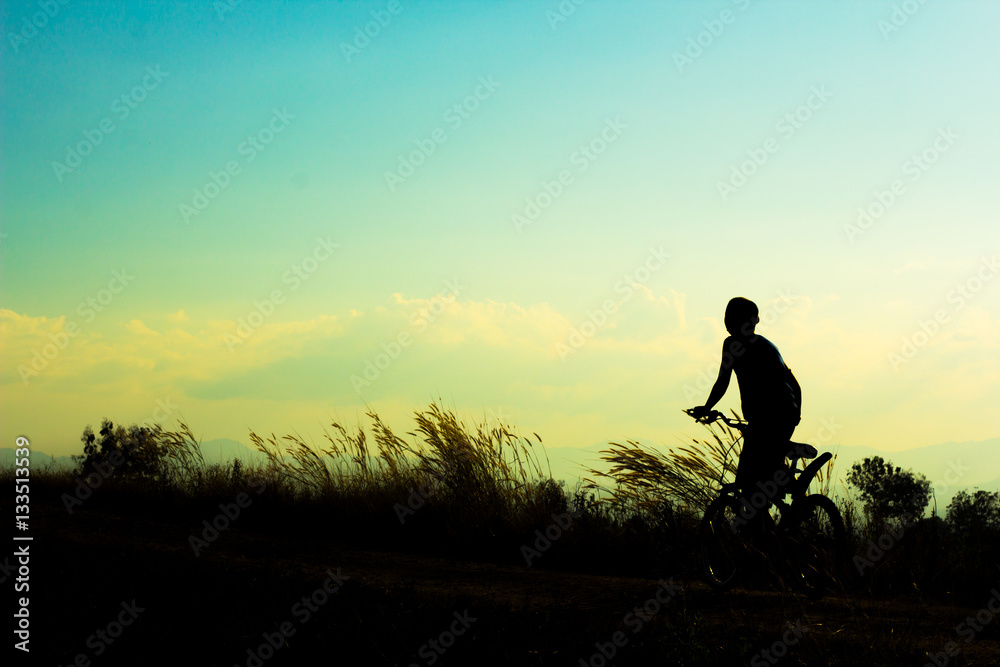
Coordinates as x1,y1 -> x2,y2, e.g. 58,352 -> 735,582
699,494 -> 747,590
785,494 -> 846,599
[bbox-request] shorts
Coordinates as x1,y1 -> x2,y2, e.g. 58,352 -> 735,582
735,419 -> 796,499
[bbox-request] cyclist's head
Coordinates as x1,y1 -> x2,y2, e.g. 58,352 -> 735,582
725,297 -> 759,336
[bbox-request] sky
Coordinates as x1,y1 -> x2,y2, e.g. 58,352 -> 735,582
2,0 -> 998,467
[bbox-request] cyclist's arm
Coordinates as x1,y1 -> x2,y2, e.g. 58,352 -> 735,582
703,341 -> 734,409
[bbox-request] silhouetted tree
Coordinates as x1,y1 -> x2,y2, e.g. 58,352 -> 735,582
76,419 -> 169,481
846,456 -> 931,523
946,489 -> 1000,536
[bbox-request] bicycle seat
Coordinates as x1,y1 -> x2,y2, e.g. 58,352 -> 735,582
785,442 -> 817,459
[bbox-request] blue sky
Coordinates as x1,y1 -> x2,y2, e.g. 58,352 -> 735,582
2,0 -> 998,462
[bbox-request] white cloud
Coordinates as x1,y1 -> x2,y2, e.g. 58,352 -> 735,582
2,284 -> 998,454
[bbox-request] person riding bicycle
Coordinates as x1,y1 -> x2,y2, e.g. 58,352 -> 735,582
690,297 -> 802,526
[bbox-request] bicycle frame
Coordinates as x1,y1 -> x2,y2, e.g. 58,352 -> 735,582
691,409 -> 847,597
685,409 -> 831,505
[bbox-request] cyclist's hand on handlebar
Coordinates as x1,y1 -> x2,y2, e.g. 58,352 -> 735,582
688,405 -> 712,420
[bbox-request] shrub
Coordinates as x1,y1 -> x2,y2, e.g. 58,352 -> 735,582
76,419 -> 204,487
946,489 -> 1000,536
845,456 -> 931,524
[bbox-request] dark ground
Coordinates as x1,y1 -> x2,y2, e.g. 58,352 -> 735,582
4,495 -> 1000,667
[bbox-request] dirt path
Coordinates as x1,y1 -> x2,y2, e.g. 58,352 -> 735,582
19,501 -> 1000,666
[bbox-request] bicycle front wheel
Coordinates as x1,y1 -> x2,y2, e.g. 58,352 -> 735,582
785,494 -> 847,599
699,494 -> 747,590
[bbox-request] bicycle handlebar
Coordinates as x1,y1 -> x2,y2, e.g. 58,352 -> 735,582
684,408 -> 747,431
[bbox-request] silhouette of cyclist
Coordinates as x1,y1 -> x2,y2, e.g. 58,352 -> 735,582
690,297 -> 802,520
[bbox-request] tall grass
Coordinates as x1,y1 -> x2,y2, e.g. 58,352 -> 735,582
246,402 -> 560,538
583,413 -> 838,519
12,402 -> 1000,666
584,415 -> 745,520
8,401 -> 993,601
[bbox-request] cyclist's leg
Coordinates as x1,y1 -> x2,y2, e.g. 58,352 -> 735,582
737,421 -> 793,541
758,420 -> 796,501
735,423 -> 770,544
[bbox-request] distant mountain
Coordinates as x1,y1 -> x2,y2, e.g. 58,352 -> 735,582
827,439 -> 1000,511
0,448 -> 76,471
977,476 -> 1000,495
196,438 -> 270,466
0,438 -> 269,474
544,442 -> 612,488
5,435 -> 997,517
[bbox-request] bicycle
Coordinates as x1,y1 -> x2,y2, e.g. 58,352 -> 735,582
686,409 -> 846,598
